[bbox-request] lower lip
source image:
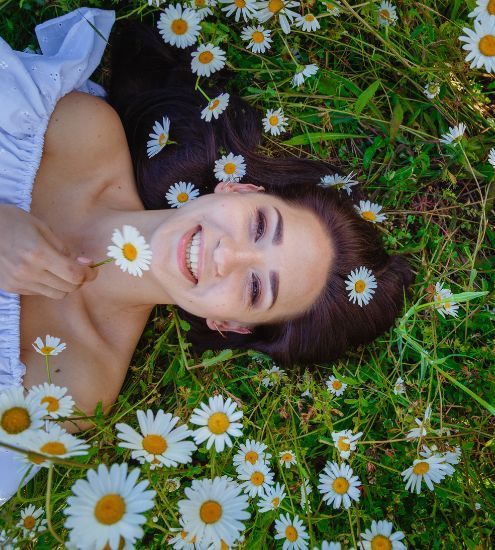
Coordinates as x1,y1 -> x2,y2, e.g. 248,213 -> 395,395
178,225 -> 201,283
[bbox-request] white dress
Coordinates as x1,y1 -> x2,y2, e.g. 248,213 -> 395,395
0,7 -> 115,506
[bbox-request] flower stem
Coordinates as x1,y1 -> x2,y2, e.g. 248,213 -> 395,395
46,464 -> 65,545
89,257 -> 114,269
45,355 -> 51,384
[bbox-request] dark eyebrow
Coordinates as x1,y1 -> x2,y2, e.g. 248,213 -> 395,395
273,207 -> 283,245
268,270 -> 279,310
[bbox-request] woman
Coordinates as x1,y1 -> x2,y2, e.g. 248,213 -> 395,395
0,8 -> 414,503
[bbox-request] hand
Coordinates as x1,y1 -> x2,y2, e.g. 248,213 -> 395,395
0,205 -> 97,299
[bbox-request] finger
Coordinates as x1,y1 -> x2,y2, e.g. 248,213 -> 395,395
38,270 -> 81,294
20,282 -> 67,300
42,246 -> 96,286
37,221 -> 71,257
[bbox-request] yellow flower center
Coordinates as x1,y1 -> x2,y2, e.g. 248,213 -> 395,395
171,19 -> 188,35
362,210 -> 377,221
23,516 -> 36,530
245,450 -> 259,464
332,476 -> 350,494
94,494 -> 126,525
142,434 -> 168,455
199,500 -> 222,524
28,452 -> 45,465
269,115 -> 279,126
207,412 -> 230,434
158,133 -> 168,147
272,496 -> 280,507
209,99 -> 220,110
223,162 -> 237,175
413,461 -> 430,475
103,539 -> 126,550
337,436 -> 350,451
176,192 -> 189,203
332,380 -> 342,390
252,31 -> 265,43
354,280 -> 366,293
371,535 -> 392,550
379,9 -> 390,20
326,2 -> 335,8
251,471 -> 265,486
305,14 -> 315,21
268,0 -> 284,14
198,51 -> 214,64
489,0 -> 495,15
41,396 -> 60,413
282,452 -> 293,462
285,525 -> 298,542
1,407 -> 30,434
122,243 -> 138,261
40,345 -> 55,355
235,0 -> 246,6
196,0 -> 206,6
220,541 -> 229,550
40,441 -> 67,455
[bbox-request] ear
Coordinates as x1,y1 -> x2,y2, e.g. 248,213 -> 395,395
206,319 -> 253,335
214,182 -> 265,194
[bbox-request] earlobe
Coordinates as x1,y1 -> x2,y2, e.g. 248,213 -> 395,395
214,182 -> 265,194
206,319 -> 253,335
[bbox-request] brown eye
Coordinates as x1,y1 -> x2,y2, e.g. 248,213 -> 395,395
255,210 -> 266,242
250,273 -> 261,305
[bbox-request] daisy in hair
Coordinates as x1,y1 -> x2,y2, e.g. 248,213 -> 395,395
377,1 -> 398,26
189,0 -> 216,20
201,93 -> 230,122
219,0 -> 259,22
233,438 -> 272,470
318,172 -> 358,195
16,505 -> 47,539
237,461 -> 275,497
354,200 -> 387,223
32,334 -> 66,356
147,116 -> 173,158
157,3 -> 201,49
331,429 -> 363,460
262,108 -> 289,135
439,123 -> 466,147
241,25 -> 273,54
178,476 -> 250,547
460,16 -> 495,73
359,519 -> 406,550
214,152 -> 247,182
279,449 -> 297,468
189,394 -> 243,452
257,0 -> 301,34
0,386 -> 45,442
107,225 -> 152,277
401,455 -> 453,494
294,12 -> 320,32
191,43 -> 226,77
323,0 -> 341,16
345,266 -> 377,307
318,461 -> 361,509
64,463 -> 156,549
166,181 -> 200,208
433,282 -> 459,318
424,82 -> 440,99
257,482 -> 286,512
116,409 -> 197,469
274,513 -> 309,550
27,382 -> 75,419
291,64 -> 319,88
326,375 -> 347,396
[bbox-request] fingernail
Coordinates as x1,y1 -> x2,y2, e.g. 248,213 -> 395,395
77,257 -> 92,265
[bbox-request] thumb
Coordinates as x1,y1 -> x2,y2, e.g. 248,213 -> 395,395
76,257 -> 98,282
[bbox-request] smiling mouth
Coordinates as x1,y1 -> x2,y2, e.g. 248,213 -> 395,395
185,229 -> 202,281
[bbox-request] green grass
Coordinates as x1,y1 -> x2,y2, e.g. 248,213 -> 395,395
0,0 -> 494,548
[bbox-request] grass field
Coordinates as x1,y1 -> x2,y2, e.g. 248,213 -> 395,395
0,0 -> 494,548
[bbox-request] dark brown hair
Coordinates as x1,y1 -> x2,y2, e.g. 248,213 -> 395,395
107,20 -> 415,366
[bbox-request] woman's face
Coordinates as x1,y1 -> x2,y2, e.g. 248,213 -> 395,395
149,183 -> 333,332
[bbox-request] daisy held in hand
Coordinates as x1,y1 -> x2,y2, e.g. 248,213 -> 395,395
106,225 -> 153,277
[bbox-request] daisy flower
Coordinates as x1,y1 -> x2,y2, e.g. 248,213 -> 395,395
406,405 -> 432,440
439,123 -> 467,147
318,172 -> 358,195
257,0 -> 300,34
279,449 -> 297,468
323,0 -> 341,16
300,479 -> 312,512
233,439 -> 272,470
169,518 -> 197,549
22,422 -> 89,467
261,365 -> 287,387
460,16 -> 495,73
189,0 -> 216,20
257,482 -> 286,512
331,429 -> 363,460
433,282 -> 459,318
214,152 -> 247,182
262,107 -> 289,135
424,82 -> 440,99
237,461 -> 275,497
241,25 -> 273,54
345,266 -> 377,307
301,389 -> 313,399
191,43 -> 226,77
401,455 -> 452,494
469,0 -> 495,20
0,386 -> 45,442
377,1 -> 398,26
116,409 -> 197,469
291,64 -> 319,88
359,520 -> 406,550
294,13 -> 320,32
318,461 -> 361,509
32,335 -> 66,356
219,0 -> 259,22
319,542 -> 342,550
165,477 -> 182,492
419,444 -> 460,471
443,446 -> 462,466
166,181 -> 200,208
178,476 -> 250,547
488,147 -> 495,168
27,383 -> 75,419
274,513 -> 309,550
64,463 -> 156,550
354,199 -> 387,223
201,93 -> 230,122
189,395 -> 243,452
16,505 -> 47,539
157,3 -> 201,49
147,116 -> 172,158
393,376 -> 406,395
326,375 -> 347,396
107,225 -> 152,277
0,530 -> 17,550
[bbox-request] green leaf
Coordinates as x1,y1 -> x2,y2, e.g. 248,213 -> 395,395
390,100 -> 404,141
282,133 -> 365,146
354,80 -> 381,115
200,349 -> 233,368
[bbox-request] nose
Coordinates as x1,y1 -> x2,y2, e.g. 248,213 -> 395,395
213,236 -> 261,276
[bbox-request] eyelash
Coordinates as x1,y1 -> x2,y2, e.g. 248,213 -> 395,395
249,210 -> 266,306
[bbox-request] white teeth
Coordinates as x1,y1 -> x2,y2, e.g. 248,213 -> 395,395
185,230 -> 201,280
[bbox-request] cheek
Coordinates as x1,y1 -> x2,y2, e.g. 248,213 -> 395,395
196,278 -> 241,317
